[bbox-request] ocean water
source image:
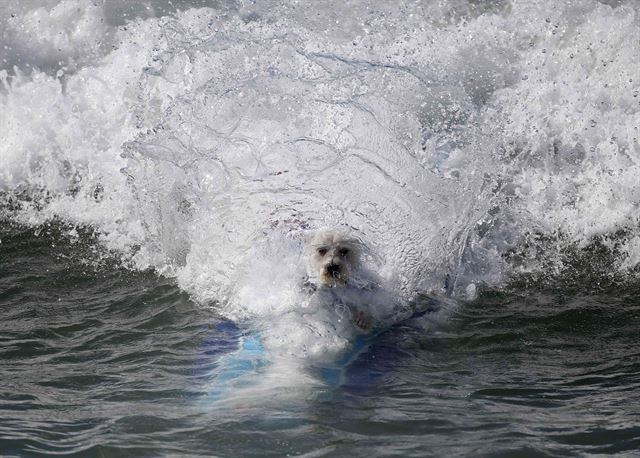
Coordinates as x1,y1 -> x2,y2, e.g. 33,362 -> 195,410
1,0 -> 639,456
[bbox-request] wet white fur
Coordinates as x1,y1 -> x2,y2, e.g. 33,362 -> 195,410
304,229 -> 361,287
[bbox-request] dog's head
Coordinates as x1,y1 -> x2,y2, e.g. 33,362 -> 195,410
304,229 -> 361,287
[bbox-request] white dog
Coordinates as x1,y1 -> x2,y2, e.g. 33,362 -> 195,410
304,229 -> 361,287
303,229 -> 373,329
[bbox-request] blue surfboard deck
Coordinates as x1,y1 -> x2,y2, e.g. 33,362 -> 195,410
199,297 -> 442,400
318,299 -> 440,393
198,322 -> 268,402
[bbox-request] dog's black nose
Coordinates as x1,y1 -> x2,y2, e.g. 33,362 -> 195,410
326,264 -> 341,276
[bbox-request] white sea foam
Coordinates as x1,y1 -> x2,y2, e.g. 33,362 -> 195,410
1,0 -> 639,368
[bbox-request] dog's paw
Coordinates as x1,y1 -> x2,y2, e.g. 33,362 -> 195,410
354,310 -> 372,330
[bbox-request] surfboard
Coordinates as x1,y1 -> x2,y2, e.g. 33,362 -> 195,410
199,296 -> 443,401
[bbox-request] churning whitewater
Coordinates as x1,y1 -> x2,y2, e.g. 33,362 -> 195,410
1,0 -> 639,322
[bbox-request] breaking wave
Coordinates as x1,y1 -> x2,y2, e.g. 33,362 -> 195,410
1,0 -> 639,324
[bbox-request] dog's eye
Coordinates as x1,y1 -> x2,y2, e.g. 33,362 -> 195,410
338,248 -> 350,257
317,247 -> 328,256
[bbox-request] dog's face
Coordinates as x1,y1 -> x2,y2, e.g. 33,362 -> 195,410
305,230 -> 361,287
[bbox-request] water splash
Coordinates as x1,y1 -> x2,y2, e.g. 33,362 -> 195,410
1,0 -> 639,315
